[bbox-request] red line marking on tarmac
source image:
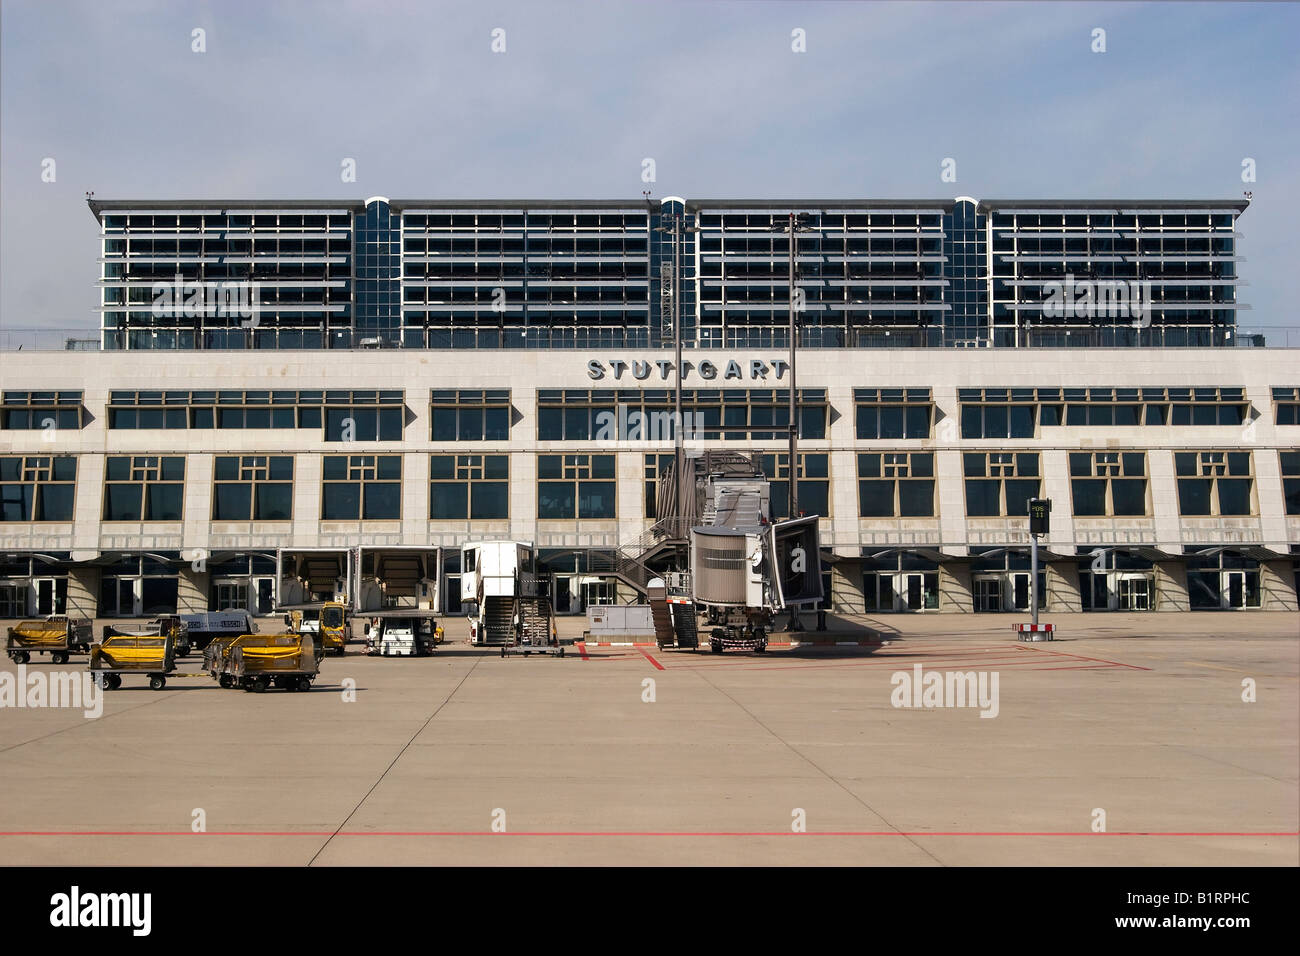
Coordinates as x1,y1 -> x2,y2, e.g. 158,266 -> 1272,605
637,647 -> 666,671
0,830 -> 1293,838
577,642 -> 589,661
1012,644 -> 1151,671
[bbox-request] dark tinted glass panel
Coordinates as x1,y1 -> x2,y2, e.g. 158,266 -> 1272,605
254,485 -> 292,520
213,484 -> 252,520
145,484 -> 183,520
1111,479 -> 1147,515
36,484 -> 74,521
363,483 -> 400,519
471,483 -> 508,519
965,480 -> 1000,516
484,407 -> 509,440
1071,479 -> 1106,516
1004,479 -> 1039,516
1217,479 -> 1252,515
899,481 -> 934,517
322,483 -> 360,519
0,484 -> 32,521
1177,479 -> 1212,515
859,480 -> 893,516
538,482 -> 574,518
578,481 -> 615,518
430,483 -> 468,519
104,484 -> 142,520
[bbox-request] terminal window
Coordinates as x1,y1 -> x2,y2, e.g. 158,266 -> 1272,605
759,452 -> 830,519
858,452 -> 936,517
322,455 -> 401,520
963,452 -> 1041,517
429,454 -> 508,520
212,455 -> 293,520
0,455 -> 76,522
537,454 -> 615,519
1279,451 -> 1300,515
1175,450 -> 1254,516
0,391 -> 84,431
103,456 -> 185,521
1069,451 -> 1148,516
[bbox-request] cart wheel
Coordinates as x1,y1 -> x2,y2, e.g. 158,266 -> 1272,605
149,675 -> 166,691
711,641 -> 723,654
50,651 -> 68,665
12,650 -> 29,665
754,643 -> 766,654
558,647 -> 565,658
336,646 -> 346,656
500,647 -> 506,658
110,674 -> 123,690
297,676 -> 312,692
252,676 -> 268,693
218,674 -> 233,688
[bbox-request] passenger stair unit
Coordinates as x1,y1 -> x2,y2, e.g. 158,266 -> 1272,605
481,596 -> 514,646
503,571 -> 563,657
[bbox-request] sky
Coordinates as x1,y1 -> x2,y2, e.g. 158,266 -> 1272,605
1,0 -> 1297,342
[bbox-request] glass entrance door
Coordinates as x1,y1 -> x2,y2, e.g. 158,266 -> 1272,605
904,573 -> 923,611
1118,575 -> 1151,610
974,577 -> 1001,612
35,578 -> 68,615
1224,571 -> 1246,609
256,578 -> 275,615
1011,572 -> 1030,611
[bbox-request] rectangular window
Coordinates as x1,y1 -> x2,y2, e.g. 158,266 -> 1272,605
322,455 -> 401,520
759,452 -> 831,519
1175,450 -> 1254,516
857,452 -> 935,517
0,456 -> 76,521
429,454 -> 509,519
1069,451 -> 1148,516
212,455 -> 293,520
960,404 -> 1036,439
430,390 -> 510,441
854,388 -> 931,440
964,452 -> 1041,517
536,454 -> 615,519
644,453 -> 675,520
1281,451 -> 1300,516
0,392 -> 84,431
103,456 -> 185,521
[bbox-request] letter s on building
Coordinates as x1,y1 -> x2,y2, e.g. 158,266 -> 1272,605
587,360 -> 605,380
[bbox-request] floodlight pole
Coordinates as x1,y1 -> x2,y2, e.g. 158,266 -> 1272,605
787,212 -> 798,518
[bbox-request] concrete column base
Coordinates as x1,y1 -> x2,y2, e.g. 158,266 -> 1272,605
939,561 -> 972,613
1154,561 -> 1190,611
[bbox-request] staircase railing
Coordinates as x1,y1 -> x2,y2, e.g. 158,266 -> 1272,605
612,516 -> 692,591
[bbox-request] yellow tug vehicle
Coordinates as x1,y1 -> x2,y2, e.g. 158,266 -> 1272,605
6,616 -> 93,665
89,631 -> 177,690
220,633 -> 320,693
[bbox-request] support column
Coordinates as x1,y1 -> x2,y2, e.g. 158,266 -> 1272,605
176,567 -> 209,614
65,566 -> 100,620
1045,561 -> 1081,613
830,560 -> 864,614
1259,560 -> 1299,611
1154,561 -> 1189,611
939,561 -> 972,613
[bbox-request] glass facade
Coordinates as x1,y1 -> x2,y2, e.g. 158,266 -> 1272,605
92,198 -> 1246,350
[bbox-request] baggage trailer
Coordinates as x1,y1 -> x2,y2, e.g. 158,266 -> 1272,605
225,634 -> 319,692
103,616 -> 189,657
89,632 -> 177,690
6,616 -> 93,664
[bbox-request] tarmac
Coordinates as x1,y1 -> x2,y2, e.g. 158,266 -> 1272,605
0,611 -> 1296,866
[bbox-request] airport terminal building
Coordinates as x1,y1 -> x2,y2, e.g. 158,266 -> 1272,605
0,196 -> 1296,619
